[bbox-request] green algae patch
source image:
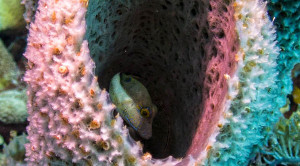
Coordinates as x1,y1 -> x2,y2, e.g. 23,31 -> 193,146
0,0 -> 26,32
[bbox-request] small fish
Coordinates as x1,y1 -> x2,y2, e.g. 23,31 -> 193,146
109,73 -> 157,139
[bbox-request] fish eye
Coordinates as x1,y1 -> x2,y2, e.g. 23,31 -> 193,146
124,77 -> 131,82
140,108 -> 150,118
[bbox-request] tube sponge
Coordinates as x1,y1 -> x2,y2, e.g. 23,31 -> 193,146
203,0 -> 283,165
0,0 -> 26,31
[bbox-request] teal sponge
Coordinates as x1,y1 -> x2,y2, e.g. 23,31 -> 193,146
204,1 -> 284,165
268,0 -> 300,95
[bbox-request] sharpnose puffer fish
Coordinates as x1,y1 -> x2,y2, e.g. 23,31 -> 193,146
109,73 -> 157,139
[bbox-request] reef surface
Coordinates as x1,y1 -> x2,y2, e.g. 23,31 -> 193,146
0,0 -> 296,165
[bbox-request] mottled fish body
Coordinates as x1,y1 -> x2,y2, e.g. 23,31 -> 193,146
109,73 -> 157,139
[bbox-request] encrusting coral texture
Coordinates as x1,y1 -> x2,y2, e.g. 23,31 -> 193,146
23,0 -> 292,165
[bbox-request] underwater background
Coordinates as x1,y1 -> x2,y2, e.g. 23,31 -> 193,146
0,0 -> 299,165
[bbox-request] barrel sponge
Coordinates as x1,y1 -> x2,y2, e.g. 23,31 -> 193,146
0,40 -> 20,91
23,0 -> 289,165
86,0 -> 238,160
204,0 -> 284,165
268,0 -> 300,95
0,0 -> 25,31
0,89 -> 27,124
85,0 -> 283,165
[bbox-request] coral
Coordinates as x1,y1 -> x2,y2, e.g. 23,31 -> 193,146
0,39 -> 20,91
0,88 -> 27,124
0,133 -> 28,166
261,111 -> 300,165
249,106 -> 300,166
0,0 -> 26,32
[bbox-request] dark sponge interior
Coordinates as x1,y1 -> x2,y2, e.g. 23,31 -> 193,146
85,0 -> 238,159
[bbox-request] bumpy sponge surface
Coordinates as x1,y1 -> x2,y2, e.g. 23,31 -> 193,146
204,0 -> 284,165
23,0 -> 294,165
24,0 -> 179,165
